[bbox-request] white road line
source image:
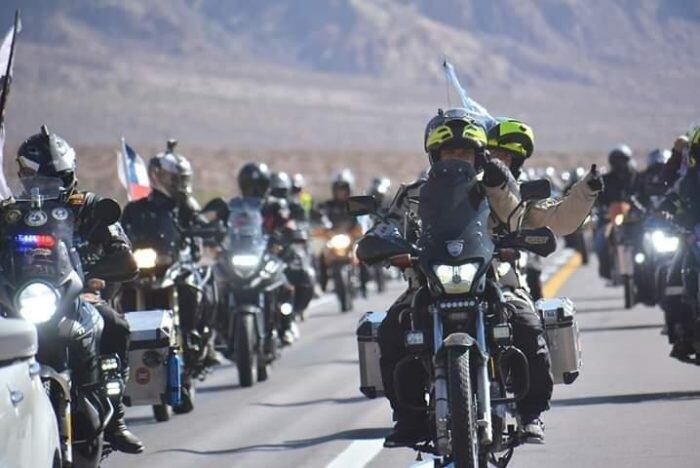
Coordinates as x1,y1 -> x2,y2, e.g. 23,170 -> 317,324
326,438 -> 386,468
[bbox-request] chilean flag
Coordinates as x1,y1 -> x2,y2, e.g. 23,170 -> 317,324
118,137 -> 151,201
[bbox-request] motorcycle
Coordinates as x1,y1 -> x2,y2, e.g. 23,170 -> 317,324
215,197 -> 289,387
119,199 -> 226,419
608,200 -> 644,308
316,225 -> 363,312
351,160 -> 557,468
0,176 -> 124,466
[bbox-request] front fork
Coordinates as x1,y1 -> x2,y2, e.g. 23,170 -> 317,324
431,304 -> 493,457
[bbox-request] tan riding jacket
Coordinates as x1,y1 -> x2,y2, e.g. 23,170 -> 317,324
372,169 -> 598,290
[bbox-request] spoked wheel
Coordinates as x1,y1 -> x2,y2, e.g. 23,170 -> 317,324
152,403 -> 171,422
236,314 -> 258,387
447,347 -> 479,468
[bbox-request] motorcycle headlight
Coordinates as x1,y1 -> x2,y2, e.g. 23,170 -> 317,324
134,248 -> 158,269
327,234 -> 352,250
650,230 -> 679,253
614,214 -> 625,226
433,263 -> 479,295
231,254 -> 260,277
17,282 -> 60,324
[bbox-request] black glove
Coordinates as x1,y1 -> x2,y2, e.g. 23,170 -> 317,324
482,159 -> 510,188
587,164 -> 604,192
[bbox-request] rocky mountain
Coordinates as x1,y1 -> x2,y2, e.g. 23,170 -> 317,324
0,0 -> 698,153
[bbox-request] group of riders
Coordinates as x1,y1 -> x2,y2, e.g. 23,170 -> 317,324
590,129 -> 700,364
5,108 -> 700,466
2,125 -> 394,459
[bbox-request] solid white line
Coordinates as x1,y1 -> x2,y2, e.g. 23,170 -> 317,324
326,438 -> 386,468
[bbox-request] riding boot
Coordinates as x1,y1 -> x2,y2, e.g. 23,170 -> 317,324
104,400 -> 144,454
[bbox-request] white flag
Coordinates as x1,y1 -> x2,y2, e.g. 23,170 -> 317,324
0,12 -> 21,199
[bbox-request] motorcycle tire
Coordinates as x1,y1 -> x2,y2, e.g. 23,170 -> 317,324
447,347 -> 480,468
236,314 -> 258,387
173,380 -> 195,414
375,265 -> 386,293
258,358 -> 269,382
359,264 -> 369,299
72,436 -> 103,468
624,275 -> 635,309
578,233 -> 589,265
152,404 -> 171,422
333,265 -> 353,313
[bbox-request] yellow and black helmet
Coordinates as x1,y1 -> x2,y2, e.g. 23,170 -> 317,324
424,108 -> 487,163
487,118 -> 535,160
689,126 -> 700,167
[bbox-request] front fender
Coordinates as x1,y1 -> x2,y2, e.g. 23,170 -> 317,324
442,332 -> 477,348
442,332 -> 487,360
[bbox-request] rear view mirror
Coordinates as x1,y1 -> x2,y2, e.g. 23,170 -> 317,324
520,180 -> 551,202
202,197 -> 230,222
96,198 -> 122,226
347,196 -> 378,216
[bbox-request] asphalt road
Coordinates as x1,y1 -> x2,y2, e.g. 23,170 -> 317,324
109,255 -> 700,468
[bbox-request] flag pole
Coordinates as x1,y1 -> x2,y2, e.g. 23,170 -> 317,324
0,10 -> 20,127
120,136 -> 133,201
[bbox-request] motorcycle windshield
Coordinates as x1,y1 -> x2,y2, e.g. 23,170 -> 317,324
417,159 -> 494,265
10,176 -> 65,201
227,197 -> 265,241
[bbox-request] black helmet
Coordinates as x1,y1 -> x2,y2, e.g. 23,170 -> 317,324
368,176 -> 391,205
238,162 -> 270,198
332,169 -> 355,194
608,144 -> 633,172
647,148 -> 671,168
291,173 -> 305,195
148,140 -> 193,201
270,171 -> 292,198
17,125 -> 77,190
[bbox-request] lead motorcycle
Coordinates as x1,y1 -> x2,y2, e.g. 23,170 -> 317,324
216,197 -> 289,387
0,177 -> 124,467
351,160 -> 556,468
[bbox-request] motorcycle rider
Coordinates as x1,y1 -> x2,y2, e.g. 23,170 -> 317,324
660,135 -> 690,187
121,140 -> 222,372
15,126 -> 144,453
371,110 -> 601,448
315,169 -> 361,231
263,171 -> 314,342
238,162 -> 271,199
291,173 -> 314,218
594,145 -> 640,279
658,126 -> 700,360
637,149 -> 672,208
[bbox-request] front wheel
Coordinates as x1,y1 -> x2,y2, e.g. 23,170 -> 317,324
236,314 -> 258,387
152,404 -> 171,422
623,275 -> 635,309
72,436 -> 103,468
333,264 -> 353,312
447,348 -> 479,468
